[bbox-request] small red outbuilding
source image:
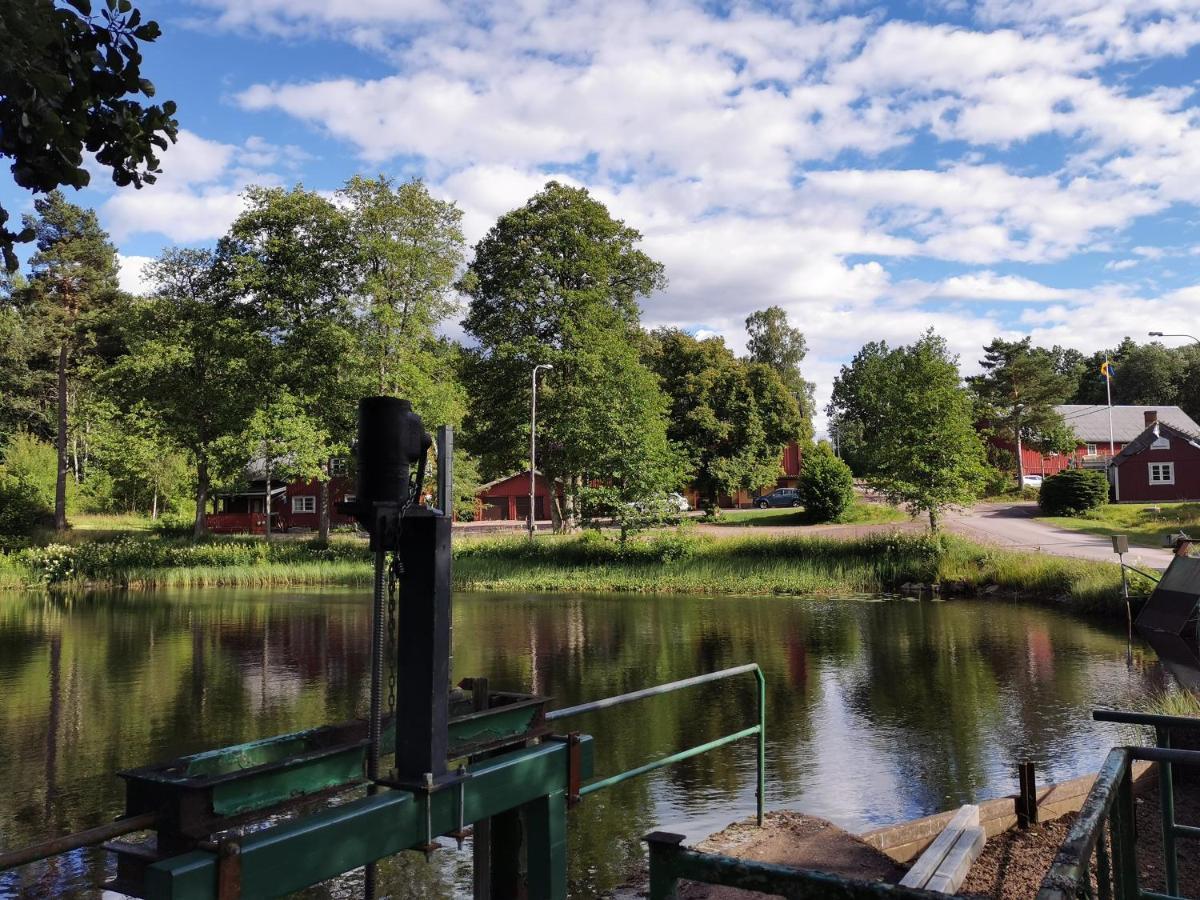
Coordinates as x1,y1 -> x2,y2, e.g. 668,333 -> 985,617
1111,419 -> 1200,503
475,470 -> 558,522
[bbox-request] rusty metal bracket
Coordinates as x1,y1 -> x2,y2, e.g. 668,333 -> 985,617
547,733 -> 583,807
198,838 -> 242,899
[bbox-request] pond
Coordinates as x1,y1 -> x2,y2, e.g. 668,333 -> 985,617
0,589 -> 1177,898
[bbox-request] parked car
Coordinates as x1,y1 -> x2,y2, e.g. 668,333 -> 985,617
754,487 -> 801,509
629,492 -> 691,513
1021,474 -> 1044,488
667,492 -> 690,512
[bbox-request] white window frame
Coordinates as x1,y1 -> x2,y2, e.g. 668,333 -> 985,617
292,495 -> 317,513
1151,436 -> 1171,450
1148,462 -> 1175,485
343,494 -> 356,504
1085,443 -> 1098,458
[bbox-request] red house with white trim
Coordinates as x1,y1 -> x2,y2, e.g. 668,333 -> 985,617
209,458 -> 357,533
1110,419 -> 1200,503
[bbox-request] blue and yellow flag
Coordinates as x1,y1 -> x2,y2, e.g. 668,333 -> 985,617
1100,360 -> 1116,381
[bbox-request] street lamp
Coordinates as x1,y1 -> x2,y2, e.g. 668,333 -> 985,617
1149,331 -> 1200,345
529,364 -> 553,538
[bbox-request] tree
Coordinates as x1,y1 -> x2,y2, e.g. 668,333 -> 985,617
0,0 -> 178,270
744,306 -> 815,446
851,331 -> 987,530
796,443 -> 854,522
84,401 -> 188,517
233,392 -> 330,541
647,328 -> 801,508
20,191 -> 120,530
461,182 -> 676,530
0,271 -> 54,444
105,247 -> 265,537
969,337 -> 1072,487
224,185 -> 362,542
826,340 -> 892,475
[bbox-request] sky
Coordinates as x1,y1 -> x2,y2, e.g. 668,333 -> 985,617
7,0 -> 1200,434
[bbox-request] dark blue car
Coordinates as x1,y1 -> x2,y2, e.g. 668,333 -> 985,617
754,487 -> 801,509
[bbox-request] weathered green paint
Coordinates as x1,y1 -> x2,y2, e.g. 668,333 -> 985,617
209,745 -> 365,817
644,833 -> 941,900
143,737 -> 593,900
447,699 -> 543,757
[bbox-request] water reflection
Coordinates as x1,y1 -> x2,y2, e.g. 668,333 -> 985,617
0,590 -> 1175,898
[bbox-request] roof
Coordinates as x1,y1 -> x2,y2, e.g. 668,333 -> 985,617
1111,420 -> 1200,466
1054,405 -> 1200,442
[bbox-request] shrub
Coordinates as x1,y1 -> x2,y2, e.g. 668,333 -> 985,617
797,444 -> 854,522
0,469 -> 51,537
1039,468 -> 1109,516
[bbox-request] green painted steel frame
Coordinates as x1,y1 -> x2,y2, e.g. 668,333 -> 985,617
549,663 -> 767,827
142,736 -> 593,900
643,832 -> 943,900
1036,742 -> 1200,900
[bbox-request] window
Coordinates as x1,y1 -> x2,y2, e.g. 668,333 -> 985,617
343,494 -> 356,504
330,458 -> 348,476
1148,462 -> 1175,485
292,495 -> 316,513
1152,436 -> 1171,450
1085,443 -> 1098,457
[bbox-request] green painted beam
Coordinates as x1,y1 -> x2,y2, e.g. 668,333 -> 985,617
143,736 -> 593,900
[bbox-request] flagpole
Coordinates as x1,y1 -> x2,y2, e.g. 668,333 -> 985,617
1105,354 -> 1115,458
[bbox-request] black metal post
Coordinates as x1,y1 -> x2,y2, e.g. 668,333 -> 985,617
1017,760 -> 1038,828
394,512 -> 452,779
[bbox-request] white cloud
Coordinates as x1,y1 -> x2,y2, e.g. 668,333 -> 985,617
930,271 -> 1079,302
117,254 -> 155,296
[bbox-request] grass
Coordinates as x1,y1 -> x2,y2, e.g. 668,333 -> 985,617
1142,689 -> 1200,718
0,527 -> 1140,618
1039,502 -> 1200,548
715,500 -> 908,528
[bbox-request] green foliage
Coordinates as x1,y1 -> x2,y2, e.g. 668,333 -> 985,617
834,331 -> 987,529
1,432 -> 62,510
826,340 -> 891,476
0,0 -> 178,270
1038,468 -> 1110,516
969,337 -> 1073,485
744,305 -> 815,446
647,328 -> 800,506
0,465 -> 51,536
462,182 -> 677,529
81,402 -> 189,515
796,443 -> 854,522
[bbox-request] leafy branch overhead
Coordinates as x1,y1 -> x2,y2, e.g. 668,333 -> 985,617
0,0 -> 178,270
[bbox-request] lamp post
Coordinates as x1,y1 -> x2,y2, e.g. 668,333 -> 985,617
529,364 -> 553,538
1149,331 -> 1200,346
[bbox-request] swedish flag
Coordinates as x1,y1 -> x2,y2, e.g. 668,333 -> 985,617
1100,360 -> 1116,381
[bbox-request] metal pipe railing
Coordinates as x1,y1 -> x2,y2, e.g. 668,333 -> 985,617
0,812 -> 158,872
547,663 -> 766,826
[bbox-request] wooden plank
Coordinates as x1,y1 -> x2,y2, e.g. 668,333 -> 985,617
924,825 -> 985,894
899,804 -> 978,889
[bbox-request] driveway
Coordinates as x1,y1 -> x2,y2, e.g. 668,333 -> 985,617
944,503 -> 1174,569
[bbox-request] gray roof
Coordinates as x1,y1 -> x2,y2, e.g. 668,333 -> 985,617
1112,420 -> 1200,465
1054,405 -> 1200,443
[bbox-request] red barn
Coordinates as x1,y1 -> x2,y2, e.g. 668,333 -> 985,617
1111,420 -> 1200,503
475,471 -> 558,522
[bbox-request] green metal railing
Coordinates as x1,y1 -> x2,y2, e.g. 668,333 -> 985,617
643,831 -> 943,900
546,663 -> 766,825
1037,709 -> 1200,900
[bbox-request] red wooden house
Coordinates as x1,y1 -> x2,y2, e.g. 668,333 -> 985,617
209,458 -> 357,534
474,471 -> 559,522
1111,419 -> 1200,503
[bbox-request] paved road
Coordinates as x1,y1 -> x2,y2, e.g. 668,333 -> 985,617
943,503 -> 1174,568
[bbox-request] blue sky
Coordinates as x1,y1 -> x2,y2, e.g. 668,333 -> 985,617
6,0 -> 1200,431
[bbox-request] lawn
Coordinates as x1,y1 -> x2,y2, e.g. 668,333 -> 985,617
716,500 -> 908,527
1039,502 -> 1200,548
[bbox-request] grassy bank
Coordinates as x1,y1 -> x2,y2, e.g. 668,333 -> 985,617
715,501 -> 907,527
0,529 -> 1141,618
1040,502 -> 1200,548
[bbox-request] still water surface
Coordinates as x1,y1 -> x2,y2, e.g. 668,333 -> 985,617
0,589 -> 1174,898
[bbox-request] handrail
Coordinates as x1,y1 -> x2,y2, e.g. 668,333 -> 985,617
547,663 -> 766,826
1093,708 -> 1200,731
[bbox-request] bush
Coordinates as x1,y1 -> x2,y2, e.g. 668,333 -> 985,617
0,469 -> 51,537
1039,468 -> 1110,516
797,444 -> 854,522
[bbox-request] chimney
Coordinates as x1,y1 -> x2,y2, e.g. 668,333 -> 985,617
1144,410 -> 1158,427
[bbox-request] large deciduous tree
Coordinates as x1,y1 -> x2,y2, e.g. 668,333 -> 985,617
0,0 -> 177,270
826,340 -> 892,476
224,185 -> 362,542
744,306 -> 815,447
834,331 -> 986,530
969,337 -> 1073,486
461,181 -> 675,530
647,328 -> 801,508
106,247 -> 265,537
21,191 -> 120,530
